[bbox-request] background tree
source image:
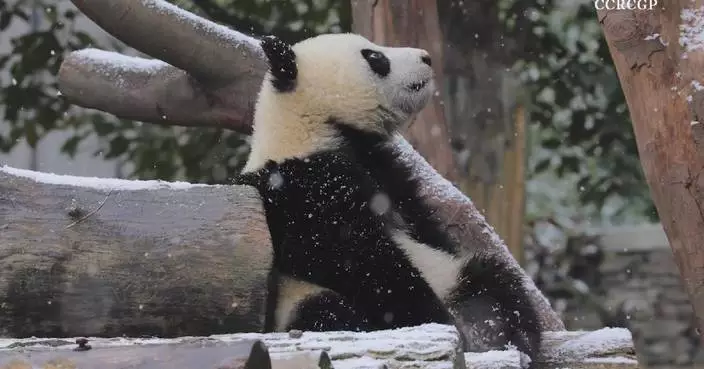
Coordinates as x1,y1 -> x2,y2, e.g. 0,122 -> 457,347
596,1 -> 704,337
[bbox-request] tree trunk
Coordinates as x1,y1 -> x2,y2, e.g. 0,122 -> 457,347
596,2 -> 704,337
350,0 -> 459,182
0,170 -> 272,338
436,0 -> 528,262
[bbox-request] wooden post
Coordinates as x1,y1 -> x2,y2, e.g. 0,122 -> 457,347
488,105 -> 527,264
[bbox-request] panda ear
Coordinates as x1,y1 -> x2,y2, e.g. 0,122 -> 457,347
261,35 -> 297,92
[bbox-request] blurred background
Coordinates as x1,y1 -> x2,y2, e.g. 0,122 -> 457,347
0,0 -> 695,367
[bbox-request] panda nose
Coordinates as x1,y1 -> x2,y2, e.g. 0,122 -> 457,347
421,54 -> 432,67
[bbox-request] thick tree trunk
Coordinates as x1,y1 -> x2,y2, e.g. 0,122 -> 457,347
350,0 -> 458,182
436,0 -> 528,262
596,2 -> 704,337
0,169 -> 272,338
2,0 -> 565,332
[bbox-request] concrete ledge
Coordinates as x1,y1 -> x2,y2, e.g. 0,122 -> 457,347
597,224 -> 669,252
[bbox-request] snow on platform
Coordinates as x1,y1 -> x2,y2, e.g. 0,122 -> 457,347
0,324 -> 638,369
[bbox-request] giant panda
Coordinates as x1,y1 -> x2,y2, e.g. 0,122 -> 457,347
233,33 -> 542,362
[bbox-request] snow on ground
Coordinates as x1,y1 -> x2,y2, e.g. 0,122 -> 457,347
0,165 -> 210,191
464,349 -> 530,369
0,325 -> 637,368
584,357 -> 639,364
0,324 -> 461,369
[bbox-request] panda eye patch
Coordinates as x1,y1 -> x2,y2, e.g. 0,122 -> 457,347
361,49 -> 390,77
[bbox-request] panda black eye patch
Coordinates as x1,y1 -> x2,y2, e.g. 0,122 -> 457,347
361,49 -> 390,77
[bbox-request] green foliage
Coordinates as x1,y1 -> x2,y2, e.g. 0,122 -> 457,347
504,1 -> 656,222
1,0 -> 348,183
0,1 -> 91,152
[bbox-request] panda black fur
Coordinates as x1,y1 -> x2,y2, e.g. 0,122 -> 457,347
233,33 -> 542,362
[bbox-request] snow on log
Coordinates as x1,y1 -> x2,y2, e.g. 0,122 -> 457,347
0,338 -> 274,369
0,324 -> 638,369
58,49 -> 260,132
0,166 -> 272,338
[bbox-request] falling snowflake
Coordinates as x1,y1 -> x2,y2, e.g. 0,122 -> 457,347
268,172 -> 284,189
383,312 -> 394,323
369,192 -> 391,215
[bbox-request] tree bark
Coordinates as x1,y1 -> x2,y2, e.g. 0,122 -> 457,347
436,0 -> 528,262
44,0 -> 564,331
350,0 -> 458,182
59,50 -> 261,132
0,170 -> 272,338
596,1 -> 704,337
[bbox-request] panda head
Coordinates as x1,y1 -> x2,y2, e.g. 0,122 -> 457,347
258,33 -> 434,127
245,33 -> 434,171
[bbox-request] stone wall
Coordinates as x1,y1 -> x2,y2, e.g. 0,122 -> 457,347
569,224 -> 703,368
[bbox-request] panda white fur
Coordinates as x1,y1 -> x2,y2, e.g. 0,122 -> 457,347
234,33 -> 542,362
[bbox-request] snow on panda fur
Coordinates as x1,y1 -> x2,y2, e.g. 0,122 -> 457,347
233,33 -> 542,363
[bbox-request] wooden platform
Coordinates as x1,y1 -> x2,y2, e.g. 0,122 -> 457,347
0,324 -> 638,369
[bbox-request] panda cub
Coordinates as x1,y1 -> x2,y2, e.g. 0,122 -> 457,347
234,33 -> 542,360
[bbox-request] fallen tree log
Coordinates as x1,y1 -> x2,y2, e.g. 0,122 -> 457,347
0,141 -> 559,337
0,167 -> 272,338
0,324 -> 638,369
